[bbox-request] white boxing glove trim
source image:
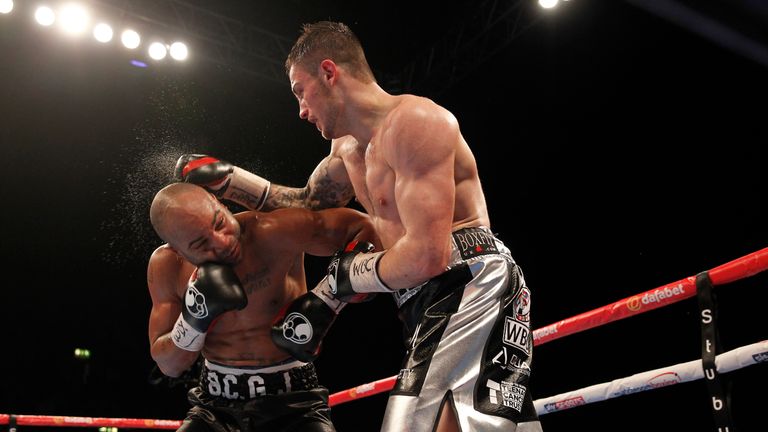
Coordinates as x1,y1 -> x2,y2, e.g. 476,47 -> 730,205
171,314 -> 206,352
225,167 -> 271,211
311,275 -> 347,314
349,251 -> 392,293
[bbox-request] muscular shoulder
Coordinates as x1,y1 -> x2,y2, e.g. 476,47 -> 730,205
382,95 -> 459,164
147,244 -> 194,299
331,135 -> 359,152
149,244 -> 184,269
391,95 -> 458,132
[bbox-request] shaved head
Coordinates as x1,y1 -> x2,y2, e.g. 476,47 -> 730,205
149,183 -> 242,265
151,183 -> 207,238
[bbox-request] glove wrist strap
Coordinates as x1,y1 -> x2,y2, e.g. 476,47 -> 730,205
224,167 -> 271,211
171,314 -> 206,352
311,275 -> 347,314
349,251 -> 391,293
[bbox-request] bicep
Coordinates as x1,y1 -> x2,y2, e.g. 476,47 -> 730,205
305,153 -> 355,209
393,117 -> 457,240
266,153 -> 354,210
276,208 -> 356,256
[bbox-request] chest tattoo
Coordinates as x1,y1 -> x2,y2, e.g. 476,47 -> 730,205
241,270 -> 271,295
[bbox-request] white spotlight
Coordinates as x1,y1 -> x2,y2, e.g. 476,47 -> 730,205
121,29 -> 140,49
35,6 -> 56,26
539,0 -> 559,8
59,4 -> 89,35
169,41 -> 188,61
93,23 -> 113,43
0,0 -> 14,14
148,42 -> 167,60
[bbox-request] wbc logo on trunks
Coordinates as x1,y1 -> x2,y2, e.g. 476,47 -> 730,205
281,312 -> 313,344
185,285 -> 208,319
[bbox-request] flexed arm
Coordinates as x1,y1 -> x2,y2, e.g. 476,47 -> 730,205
148,247 -> 247,377
174,138 -> 356,211
147,246 -> 200,377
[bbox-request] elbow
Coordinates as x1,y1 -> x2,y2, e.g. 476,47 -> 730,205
413,248 -> 451,281
150,341 -> 190,378
156,362 -> 184,378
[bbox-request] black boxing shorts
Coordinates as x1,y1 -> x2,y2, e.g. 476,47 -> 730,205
178,359 -> 335,432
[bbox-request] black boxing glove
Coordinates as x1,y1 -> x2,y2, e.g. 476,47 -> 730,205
171,262 -> 248,351
174,153 -> 272,210
270,276 -> 346,362
174,154 -> 234,193
327,240 -> 390,303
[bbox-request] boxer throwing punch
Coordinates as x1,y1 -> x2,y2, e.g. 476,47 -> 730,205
175,20 -> 542,432
148,182 -> 378,431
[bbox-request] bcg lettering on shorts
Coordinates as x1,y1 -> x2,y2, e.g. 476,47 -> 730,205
202,365 -> 316,400
203,369 -> 289,400
452,227 -> 498,260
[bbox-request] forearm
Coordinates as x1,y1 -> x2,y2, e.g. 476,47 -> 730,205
326,236 -> 450,303
377,236 -> 451,290
218,155 -> 355,210
264,179 -> 354,211
262,183 -> 315,210
150,334 -> 200,377
176,153 -> 354,210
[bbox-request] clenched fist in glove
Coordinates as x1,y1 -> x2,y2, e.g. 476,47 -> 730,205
174,154 -> 234,194
270,276 -> 345,362
327,240 -> 391,303
174,153 -> 272,210
171,262 -> 248,352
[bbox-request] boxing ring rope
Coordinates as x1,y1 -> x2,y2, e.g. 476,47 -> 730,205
0,415 -> 181,429
532,339 -> 768,414
328,246 -> 768,407
2,247 -> 767,429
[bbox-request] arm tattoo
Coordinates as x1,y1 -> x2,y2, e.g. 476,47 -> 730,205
262,162 -> 355,210
264,187 -> 310,210
307,176 -> 355,210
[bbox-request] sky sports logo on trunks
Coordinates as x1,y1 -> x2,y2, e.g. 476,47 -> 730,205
503,317 -> 530,354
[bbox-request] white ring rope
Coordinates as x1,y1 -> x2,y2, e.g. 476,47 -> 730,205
534,339 -> 768,415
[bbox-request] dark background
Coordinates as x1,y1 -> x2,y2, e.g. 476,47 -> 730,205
1,1 -> 766,431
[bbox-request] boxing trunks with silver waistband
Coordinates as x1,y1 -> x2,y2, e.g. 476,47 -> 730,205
178,358 -> 335,432
381,227 -> 543,432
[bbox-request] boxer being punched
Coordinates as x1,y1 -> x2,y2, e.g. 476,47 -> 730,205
148,182 -> 379,432
174,21 -> 542,432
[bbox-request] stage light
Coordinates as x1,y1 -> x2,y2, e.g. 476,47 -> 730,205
35,6 -> 56,26
121,29 -> 140,49
59,4 -> 89,35
0,0 -> 13,14
169,41 -> 188,61
148,42 -> 167,60
539,0 -> 559,8
74,348 -> 91,359
93,23 -> 113,43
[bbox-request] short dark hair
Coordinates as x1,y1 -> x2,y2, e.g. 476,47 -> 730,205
285,21 -> 375,83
